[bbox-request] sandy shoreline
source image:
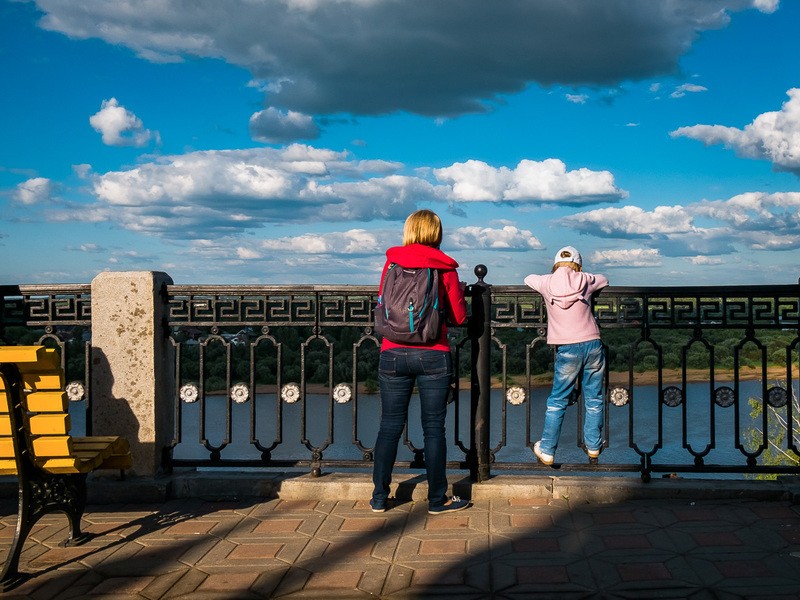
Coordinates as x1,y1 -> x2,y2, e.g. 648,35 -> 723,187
497,367 -> 795,388
237,367 -> 796,396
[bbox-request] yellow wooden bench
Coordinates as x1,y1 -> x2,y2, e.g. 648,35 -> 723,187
0,345 -> 132,590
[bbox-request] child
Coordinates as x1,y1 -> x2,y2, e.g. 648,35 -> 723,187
524,246 -> 609,465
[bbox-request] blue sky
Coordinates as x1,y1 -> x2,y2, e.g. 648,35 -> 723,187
1,0 -> 799,286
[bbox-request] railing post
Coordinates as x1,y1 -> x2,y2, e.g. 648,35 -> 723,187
91,271 -> 175,477
469,265 -> 491,482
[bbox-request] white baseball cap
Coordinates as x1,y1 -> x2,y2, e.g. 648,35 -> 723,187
553,246 -> 582,266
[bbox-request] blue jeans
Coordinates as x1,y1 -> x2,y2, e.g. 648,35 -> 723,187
372,348 -> 452,508
540,339 -> 605,456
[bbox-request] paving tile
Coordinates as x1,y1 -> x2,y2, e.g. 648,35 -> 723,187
89,575 -> 157,594
251,513 -> 326,537
423,514 -> 471,530
253,517 -> 304,534
250,566 -> 291,599
516,564 -> 571,584
196,570 -> 260,592
304,569 -> 364,589
321,539 -> 376,557
269,565 -> 311,597
227,542 -> 284,560
338,516 -> 389,532
690,531 -> 744,547
510,535 -> 562,553
616,561 -> 673,582
394,534 -> 488,565
3,491 -> 800,599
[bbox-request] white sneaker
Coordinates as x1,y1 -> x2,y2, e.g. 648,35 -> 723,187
533,441 -> 554,466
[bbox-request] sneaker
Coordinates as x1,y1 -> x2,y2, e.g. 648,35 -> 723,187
428,496 -> 470,515
587,447 -> 601,459
533,441 -> 554,466
369,498 -> 386,513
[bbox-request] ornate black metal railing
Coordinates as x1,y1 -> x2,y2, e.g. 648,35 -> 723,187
2,273 -> 799,481
0,284 -> 93,434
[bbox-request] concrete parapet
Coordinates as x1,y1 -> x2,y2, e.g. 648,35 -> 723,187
23,471 -> 789,505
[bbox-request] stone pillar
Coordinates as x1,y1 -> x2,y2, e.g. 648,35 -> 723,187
91,271 -> 174,477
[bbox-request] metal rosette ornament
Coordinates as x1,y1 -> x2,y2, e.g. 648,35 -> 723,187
662,386 -> 683,408
332,383 -> 352,404
179,383 -> 199,403
65,381 -> 85,402
767,385 -> 788,408
505,386 -> 526,406
715,386 -> 734,408
230,383 -> 250,404
608,386 -> 630,407
281,383 -> 301,404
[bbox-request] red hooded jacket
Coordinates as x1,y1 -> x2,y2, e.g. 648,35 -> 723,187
378,244 -> 468,351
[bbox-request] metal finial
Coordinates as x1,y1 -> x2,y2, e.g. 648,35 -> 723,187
474,264 -> 487,282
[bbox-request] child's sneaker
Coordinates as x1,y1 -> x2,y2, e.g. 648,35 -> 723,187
533,441 -> 554,466
428,496 -> 470,515
369,498 -> 386,513
587,447 -> 601,459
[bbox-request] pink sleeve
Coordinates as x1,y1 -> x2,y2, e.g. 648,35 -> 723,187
589,273 -> 609,293
524,274 -> 545,291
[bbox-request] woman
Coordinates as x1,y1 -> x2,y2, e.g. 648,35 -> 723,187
371,209 -> 470,514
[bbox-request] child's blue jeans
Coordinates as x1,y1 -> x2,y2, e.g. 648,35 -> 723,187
539,339 -> 605,456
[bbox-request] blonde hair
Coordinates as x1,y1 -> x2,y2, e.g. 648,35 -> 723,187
552,261 -> 582,273
403,209 -> 442,247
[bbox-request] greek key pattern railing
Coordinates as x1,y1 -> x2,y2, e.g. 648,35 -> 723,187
0,284 -> 93,434
2,275 -> 799,480
491,284 -> 800,329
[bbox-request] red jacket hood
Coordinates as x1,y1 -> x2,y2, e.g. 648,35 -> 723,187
385,244 -> 459,271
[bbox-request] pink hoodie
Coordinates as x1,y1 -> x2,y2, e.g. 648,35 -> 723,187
524,267 -> 608,345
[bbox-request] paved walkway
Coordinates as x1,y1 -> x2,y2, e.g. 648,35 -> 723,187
2,479 -> 800,599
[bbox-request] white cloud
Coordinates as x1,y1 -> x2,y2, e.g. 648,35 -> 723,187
752,0 -> 779,13
564,191 -> 800,260
692,191 -> 800,229
670,83 -> 708,98
256,229 -> 382,254
249,107 -> 320,143
448,225 -> 543,250
670,88 -> 800,174
73,164 -> 92,178
30,144 -> 623,239
89,98 -> 158,147
689,256 -> 724,265
566,94 -> 588,104
563,205 -> 693,236
592,248 -> 661,267
35,1 -> 773,119
434,159 -> 627,203
235,247 -> 261,259
71,145 -> 417,236
15,177 -> 55,205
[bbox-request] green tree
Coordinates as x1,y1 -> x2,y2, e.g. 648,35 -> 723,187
746,383 -> 800,478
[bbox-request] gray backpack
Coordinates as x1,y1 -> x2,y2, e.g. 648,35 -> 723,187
374,264 -> 444,344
